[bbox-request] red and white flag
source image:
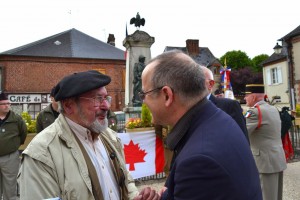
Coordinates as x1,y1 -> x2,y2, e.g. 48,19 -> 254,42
118,130 -> 164,179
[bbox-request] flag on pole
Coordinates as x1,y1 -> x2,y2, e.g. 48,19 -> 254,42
220,58 -> 232,92
118,130 -> 164,179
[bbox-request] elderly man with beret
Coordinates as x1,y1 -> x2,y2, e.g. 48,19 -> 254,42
244,84 -> 287,200
18,70 -> 159,200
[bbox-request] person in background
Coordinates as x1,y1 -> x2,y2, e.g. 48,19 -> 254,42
18,70 -> 159,200
140,50 -> 262,199
0,92 -> 27,200
244,84 -> 287,200
36,86 -> 59,133
107,109 -> 118,132
202,66 -> 249,142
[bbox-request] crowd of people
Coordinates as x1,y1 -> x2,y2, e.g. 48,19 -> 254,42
0,49 -> 290,200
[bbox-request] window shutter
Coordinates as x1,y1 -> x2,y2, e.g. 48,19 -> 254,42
266,68 -> 271,85
277,66 -> 282,84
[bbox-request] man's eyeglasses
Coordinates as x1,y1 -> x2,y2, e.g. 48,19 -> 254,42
79,96 -> 112,106
0,103 -> 11,106
138,86 -> 163,100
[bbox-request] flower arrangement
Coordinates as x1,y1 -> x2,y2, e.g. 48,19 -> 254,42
125,103 -> 153,129
21,112 -> 37,133
126,117 -> 143,129
296,104 -> 300,117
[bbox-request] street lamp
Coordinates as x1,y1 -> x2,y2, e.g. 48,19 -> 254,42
273,42 -> 282,54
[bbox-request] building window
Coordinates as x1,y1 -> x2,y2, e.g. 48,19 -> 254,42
266,66 -> 282,85
27,104 -> 41,119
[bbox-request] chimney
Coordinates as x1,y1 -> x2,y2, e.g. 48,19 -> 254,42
107,34 -> 115,46
186,39 -> 199,56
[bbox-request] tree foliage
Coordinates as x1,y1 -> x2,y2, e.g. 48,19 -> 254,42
251,54 -> 269,72
230,67 -> 263,95
220,50 -> 252,70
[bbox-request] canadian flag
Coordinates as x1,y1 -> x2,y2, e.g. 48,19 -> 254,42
117,130 -> 165,179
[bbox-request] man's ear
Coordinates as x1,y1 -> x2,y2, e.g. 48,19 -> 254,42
162,86 -> 174,107
62,99 -> 74,114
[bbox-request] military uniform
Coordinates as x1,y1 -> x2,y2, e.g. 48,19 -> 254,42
36,104 -> 59,133
245,90 -> 287,200
0,96 -> 27,200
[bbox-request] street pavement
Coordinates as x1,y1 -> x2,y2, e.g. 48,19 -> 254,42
283,160 -> 300,200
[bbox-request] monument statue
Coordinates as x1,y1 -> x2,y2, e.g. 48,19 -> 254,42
132,55 -> 146,106
130,12 -> 145,28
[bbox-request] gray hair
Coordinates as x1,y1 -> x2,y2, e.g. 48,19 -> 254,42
147,50 -> 208,103
57,101 -> 64,113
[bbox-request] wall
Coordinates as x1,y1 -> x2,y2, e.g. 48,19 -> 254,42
263,60 -> 290,106
0,55 -> 125,111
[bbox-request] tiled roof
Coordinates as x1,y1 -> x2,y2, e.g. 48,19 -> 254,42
261,52 -> 286,66
0,28 -> 125,60
280,25 -> 300,41
164,46 -> 221,67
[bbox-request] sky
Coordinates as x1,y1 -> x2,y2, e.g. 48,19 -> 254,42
0,0 -> 299,59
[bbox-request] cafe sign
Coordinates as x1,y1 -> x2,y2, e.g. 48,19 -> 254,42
8,94 -> 43,103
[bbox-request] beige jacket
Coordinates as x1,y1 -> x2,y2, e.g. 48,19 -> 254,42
246,101 -> 287,173
18,114 -> 138,200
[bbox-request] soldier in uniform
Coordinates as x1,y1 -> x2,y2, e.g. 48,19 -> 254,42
244,84 -> 287,200
36,86 -> 59,133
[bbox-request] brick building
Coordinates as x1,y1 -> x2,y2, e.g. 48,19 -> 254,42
0,28 -> 126,118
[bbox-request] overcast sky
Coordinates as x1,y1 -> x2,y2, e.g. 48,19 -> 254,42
0,0 -> 299,59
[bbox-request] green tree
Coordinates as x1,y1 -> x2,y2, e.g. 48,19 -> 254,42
251,54 -> 269,72
220,50 -> 252,70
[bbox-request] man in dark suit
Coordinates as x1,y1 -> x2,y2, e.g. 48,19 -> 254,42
202,66 -> 249,142
141,50 -> 262,199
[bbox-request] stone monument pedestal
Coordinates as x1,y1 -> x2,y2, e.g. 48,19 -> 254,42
123,30 -> 155,121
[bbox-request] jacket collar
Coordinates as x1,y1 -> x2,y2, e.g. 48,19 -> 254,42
166,98 -> 209,150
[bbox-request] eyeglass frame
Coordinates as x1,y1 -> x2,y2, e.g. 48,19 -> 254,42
79,95 -> 112,106
138,86 -> 163,101
0,102 -> 11,106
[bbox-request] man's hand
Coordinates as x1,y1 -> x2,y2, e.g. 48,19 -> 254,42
134,187 -> 160,200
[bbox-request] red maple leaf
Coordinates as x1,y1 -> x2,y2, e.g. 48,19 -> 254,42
124,140 -> 147,171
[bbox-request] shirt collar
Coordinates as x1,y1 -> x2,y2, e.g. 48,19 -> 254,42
65,117 -> 93,141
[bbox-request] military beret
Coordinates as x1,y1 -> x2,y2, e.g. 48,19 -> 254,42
0,92 -> 8,101
245,84 -> 264,94
54,70 -> 111,101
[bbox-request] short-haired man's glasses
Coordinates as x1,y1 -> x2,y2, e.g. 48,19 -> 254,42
138,86 -> 163,101
0,103 -> 11,106
79,96 -> 112,106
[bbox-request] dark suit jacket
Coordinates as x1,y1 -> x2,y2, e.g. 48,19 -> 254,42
209,94 -> 249,142
164,100 -> 262,200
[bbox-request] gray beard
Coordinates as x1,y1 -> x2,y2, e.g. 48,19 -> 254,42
90,118 -> 109,133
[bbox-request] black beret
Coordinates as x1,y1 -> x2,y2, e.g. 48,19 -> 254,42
245,84 -> 265,94
0,92 -> 8,101
54,70 -> 111,101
